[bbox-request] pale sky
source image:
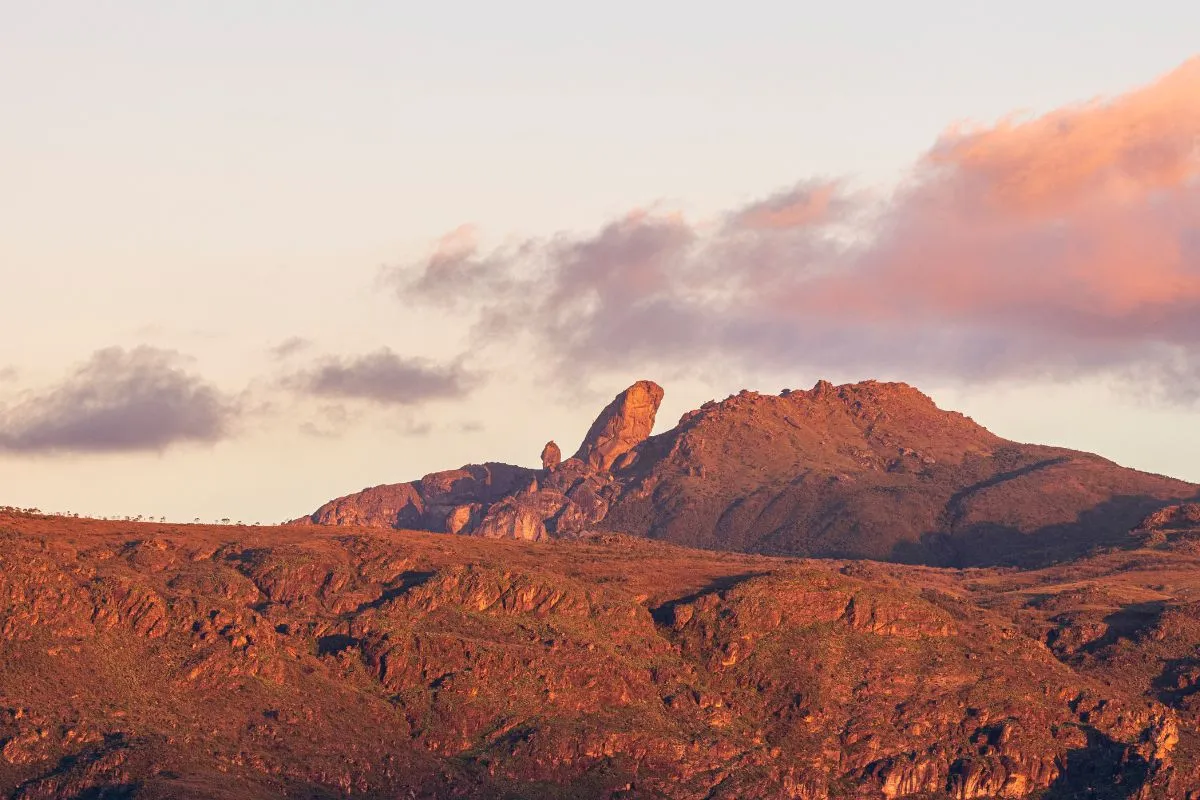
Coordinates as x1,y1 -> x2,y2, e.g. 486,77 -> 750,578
2,2 -> 1199,523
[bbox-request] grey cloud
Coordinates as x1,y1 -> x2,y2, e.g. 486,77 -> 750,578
391,224 -> 527,307
0,347 -> 237,454
286,348 -> 474,405
391,197 -> 852,377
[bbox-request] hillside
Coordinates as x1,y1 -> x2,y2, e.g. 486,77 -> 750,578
6,510 -> 1200,798
296,380 -> 1196,567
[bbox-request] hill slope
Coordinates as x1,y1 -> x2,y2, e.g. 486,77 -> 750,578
297,380 -> 1195,567
5,510 -> 1200,798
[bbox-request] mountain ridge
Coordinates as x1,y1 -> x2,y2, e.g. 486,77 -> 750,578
294,379 -> 1197,568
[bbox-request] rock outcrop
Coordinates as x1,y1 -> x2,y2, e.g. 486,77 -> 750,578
540,440 -> 561,471
294,382 -> 664,543
572,379 -> 664,472
1135,503 -> 1200,533
1131,503 -> 1200,547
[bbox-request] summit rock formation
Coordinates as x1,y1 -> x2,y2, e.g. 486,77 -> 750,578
295,379 -> 1197,568
572,379 -> 664,471
296,381 -> 666,544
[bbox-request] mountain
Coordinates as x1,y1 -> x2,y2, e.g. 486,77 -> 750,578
295,380 -> 1196,568
5,509 -> 1200,798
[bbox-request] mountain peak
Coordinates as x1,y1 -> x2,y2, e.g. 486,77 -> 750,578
296,377 -> 1194,567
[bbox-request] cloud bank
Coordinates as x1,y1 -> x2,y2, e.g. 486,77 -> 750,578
0,347 -> 237,454
393,58 -> 1200,397
285,348 -> 474,405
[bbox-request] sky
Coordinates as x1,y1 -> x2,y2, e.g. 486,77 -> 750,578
1,2 -> 1199,523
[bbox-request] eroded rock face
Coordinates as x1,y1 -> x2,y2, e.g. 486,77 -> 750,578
572,380 -> 665,472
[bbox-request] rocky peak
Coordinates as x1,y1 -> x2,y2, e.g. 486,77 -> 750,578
573,380 -> 665,472
798,378 -> 935,407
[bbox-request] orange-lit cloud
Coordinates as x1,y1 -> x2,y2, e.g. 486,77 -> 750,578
728,181 -> 845,231
395,58 -> 1200,397
930,57 -> 1200,214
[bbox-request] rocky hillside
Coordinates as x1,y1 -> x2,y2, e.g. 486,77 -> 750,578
296,380 -> 1195,568
6,509 -> 1200,798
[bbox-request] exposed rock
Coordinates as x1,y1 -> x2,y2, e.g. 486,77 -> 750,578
540,440 -> 561,471
444,503 -> 478,534
573,380 -> 665,472
471,477 -> 580,541
1135,503 -> 1200,533
294,462 -> 536,532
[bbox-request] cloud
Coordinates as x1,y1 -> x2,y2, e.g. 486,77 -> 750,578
285,348 -> 474,405
269,336 -> 313,360
726,180 -> 850,231
298,404 -> 355,438
390,58 -> 1200,398
0,347 -> 237,454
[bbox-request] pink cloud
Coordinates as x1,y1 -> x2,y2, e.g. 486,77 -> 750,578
728,181 -> 844,231
930,57 -> 1200,214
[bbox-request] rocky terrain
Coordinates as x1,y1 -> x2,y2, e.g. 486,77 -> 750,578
8,381 -> 1200,798
9,507 -> 1200,798
296,380 -> 1196,568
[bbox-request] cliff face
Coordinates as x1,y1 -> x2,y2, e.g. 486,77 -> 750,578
2,510 -> 1197,799
296,379 -> 1196,568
